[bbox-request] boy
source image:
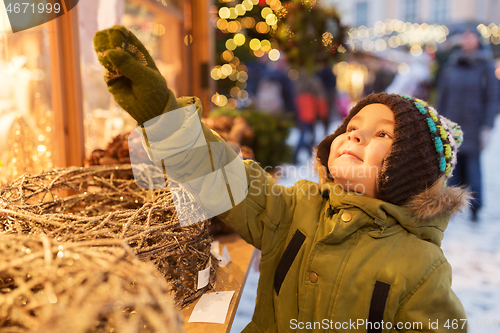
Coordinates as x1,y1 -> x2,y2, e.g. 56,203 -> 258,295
94,26 -> 468,332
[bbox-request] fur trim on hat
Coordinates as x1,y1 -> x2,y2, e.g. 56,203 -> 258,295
404,176 -> 471,220
314,152 -> 470,220
314,149 -> 329,187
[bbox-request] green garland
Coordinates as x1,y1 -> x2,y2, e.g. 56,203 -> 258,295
210,107 -> 294,169
274,0 -> 347,72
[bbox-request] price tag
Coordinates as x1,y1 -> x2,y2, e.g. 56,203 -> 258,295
197,259 -> 211,290
221,245 -> 231,267
188,291 -> 235,324
210,241 -> 231,267
210,240 -> 220,256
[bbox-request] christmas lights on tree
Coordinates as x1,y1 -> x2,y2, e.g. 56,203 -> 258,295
212,0 -> 278,109
212,0 -> 346,109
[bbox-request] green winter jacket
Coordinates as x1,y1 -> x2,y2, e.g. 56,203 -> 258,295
143,97 -> 467,333
218,166 -> 467,332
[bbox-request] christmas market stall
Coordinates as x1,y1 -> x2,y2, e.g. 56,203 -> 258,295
0,0 -> 310,331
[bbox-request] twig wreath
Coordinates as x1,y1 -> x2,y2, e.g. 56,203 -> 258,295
0,165 -> 216,308
0,234 -> 183,333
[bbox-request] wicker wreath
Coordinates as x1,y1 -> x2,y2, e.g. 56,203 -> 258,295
0,165 -> 216,307
0,234 -> 183,333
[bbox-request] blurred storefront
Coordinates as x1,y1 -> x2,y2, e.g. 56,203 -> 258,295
325,0 -> 500,104
0,0 -> 214,184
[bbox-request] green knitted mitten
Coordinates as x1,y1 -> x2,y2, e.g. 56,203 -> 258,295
93,25 -> 180,124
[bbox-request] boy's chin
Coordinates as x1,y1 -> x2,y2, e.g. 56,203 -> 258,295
333,179 -> 376,198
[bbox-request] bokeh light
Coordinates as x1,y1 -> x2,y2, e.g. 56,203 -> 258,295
234,33 -> 246,46
410,44 -> 423,57
225,39 -> 237,51
222,50 -> 234,62
221,64 -> 233,76
268,49 -> 280,61
260,39 -> 271,52
217,19 -> 228,31
256,22 -> 270,34
261,7 -> 273,19
219,7 -> 230,19
266,14 -> 278,26
249,38 -> 261,50
212,93 -> 228,107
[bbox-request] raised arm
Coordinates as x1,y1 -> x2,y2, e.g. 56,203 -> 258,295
93,26 -> 298,250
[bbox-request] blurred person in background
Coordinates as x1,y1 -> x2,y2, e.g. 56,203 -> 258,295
316,60 -> 337,133
386,50 -> 432,100
248,54 -> 297,118
437,29 -> 499,222
372,59 -> 396,94
293,69 -> 327,164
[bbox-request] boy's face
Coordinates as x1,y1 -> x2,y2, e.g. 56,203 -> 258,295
328,104 -> 394,198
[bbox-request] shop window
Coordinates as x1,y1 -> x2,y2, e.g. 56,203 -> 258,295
356,2 -> 368,27
431,0 -> 448,23
403,0 -> 419,23
489,0 -> 498,24
0,8 -> 56,184
77,0 -> 186,158
477,0 -> 486,21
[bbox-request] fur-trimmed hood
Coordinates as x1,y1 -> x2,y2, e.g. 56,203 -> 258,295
314,153 -> 470,222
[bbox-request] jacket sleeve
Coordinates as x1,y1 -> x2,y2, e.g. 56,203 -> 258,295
394,259 -> 467,332
481,61 -> 499,128
138,96 -> 298,251
217,158 -> 299,251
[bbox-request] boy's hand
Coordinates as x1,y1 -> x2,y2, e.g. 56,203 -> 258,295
93,25 -> 179,124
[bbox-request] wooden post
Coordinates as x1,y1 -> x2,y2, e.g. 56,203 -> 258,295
48,6 -> 85,168
190,0 -> 215,116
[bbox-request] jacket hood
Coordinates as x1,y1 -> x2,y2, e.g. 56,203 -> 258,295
314,154 -> 470,229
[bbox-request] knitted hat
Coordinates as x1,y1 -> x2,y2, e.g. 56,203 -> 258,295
316,93 -> 463,206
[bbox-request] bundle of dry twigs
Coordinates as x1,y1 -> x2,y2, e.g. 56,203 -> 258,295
0,234 -> 183,333
0,165 -> 215,307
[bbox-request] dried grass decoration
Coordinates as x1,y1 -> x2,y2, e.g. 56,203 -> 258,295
0,165 -> 215,307
0,234 -> 183,333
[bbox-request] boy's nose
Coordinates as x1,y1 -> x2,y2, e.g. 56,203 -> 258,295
347,130 -> 364,144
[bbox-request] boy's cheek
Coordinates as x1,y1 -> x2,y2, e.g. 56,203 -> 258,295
328,138 -> 343,162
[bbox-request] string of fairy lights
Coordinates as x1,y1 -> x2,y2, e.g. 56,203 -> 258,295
347,20 -> 449,57
211,0 -> 500,109
324,20 -> 500,58
477,23 -> 500,44
211,2 -> 454,108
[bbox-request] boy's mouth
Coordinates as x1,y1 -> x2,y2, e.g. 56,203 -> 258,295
340,149 -> 363,161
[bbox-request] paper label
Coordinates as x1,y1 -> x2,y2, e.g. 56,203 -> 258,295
197,259 -> 211,290
188,291 -> 235,324
210,240 -> 220,256
221,245 -> 231,267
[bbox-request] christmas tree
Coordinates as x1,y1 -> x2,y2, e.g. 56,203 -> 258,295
211,0 -> 346,109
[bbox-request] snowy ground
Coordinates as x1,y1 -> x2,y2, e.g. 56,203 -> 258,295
230,118 -> 500,333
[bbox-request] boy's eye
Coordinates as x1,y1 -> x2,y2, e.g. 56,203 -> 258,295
347,126 -> 357,132
378,131 -> 392,139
